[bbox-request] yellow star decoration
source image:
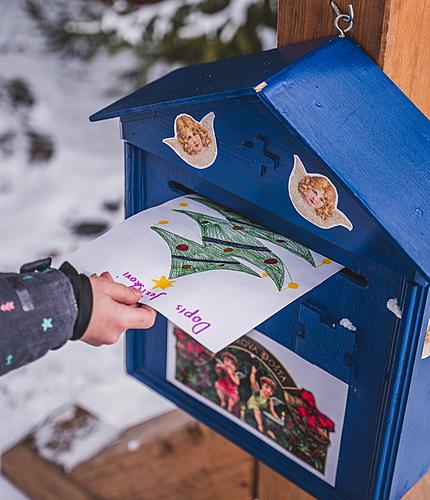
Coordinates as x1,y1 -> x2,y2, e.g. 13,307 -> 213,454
282,282 -> 300,291
158,220 -> 169,225
322,258 -> 332,264
151,275 -> 176,290
178,202 -> 189,207
261,272 -> 269,278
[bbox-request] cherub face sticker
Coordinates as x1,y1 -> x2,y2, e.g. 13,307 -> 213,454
162,112 -> 218,169
289,155 -> 353,231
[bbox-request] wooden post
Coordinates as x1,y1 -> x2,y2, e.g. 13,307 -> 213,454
2,407 -> 254,500
257,462 -> 314,499
257,1 -> 430,498
277,0 -> 430,118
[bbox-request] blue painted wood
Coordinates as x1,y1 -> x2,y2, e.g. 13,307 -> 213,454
366,281 -> 426,499
92,36 -> 430,283
121,144 -> 411,499
295,302 -> 356,383
90,38 -> 328,122
124,140 -> 145,219
389,289 -> 430,499
90,34 -> 430,499
260,37 -> 430,282
242,134 -> 280,177
121,100 -> 419,282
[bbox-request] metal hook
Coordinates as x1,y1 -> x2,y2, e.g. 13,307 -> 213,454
330,1 -> 354,38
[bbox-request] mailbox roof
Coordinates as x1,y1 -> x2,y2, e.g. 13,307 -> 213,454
89,38 -> 326,122
91,38 -> 430,281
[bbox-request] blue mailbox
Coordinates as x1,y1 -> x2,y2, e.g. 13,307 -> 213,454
90,37 -> 430,499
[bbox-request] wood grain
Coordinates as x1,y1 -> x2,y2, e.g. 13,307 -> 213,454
2,443 -> 94,500
383,0 -> 430,117
277,0 -> 390,65
258,463 -> 314,500
277,0 -> 430,118
2,408 -> 253,500
72,410 -> 252,500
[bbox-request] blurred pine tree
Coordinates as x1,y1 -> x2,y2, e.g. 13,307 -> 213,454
25,0 -> 277,90
0,77 -> 54,164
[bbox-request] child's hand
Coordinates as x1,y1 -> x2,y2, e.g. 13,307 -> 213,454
251,365 -> 257,375
81,272 -> 156,346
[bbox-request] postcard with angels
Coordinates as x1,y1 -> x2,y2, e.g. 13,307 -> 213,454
69,195 -> 343,352
166,324 -> 348,485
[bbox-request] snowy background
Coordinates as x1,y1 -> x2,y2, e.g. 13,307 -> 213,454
0,0 -> 275,496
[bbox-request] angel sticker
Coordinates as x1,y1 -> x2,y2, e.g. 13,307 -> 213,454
288,155 -> 353,231
162,112 -> 218,169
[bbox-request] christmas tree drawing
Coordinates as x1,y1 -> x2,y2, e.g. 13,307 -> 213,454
151,197 -> 316,291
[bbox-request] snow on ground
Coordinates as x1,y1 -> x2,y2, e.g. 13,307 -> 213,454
0,7 -> 124,268
0,1 -> 275,495
0,1 -> 173,496
33,405 -> 121,472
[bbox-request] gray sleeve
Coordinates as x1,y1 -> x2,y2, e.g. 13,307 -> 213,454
0,269 -> 78,375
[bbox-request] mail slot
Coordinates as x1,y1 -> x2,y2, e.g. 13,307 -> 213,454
90,37 -> 430,500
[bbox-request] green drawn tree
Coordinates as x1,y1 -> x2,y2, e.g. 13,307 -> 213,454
151,197 -> 315,291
